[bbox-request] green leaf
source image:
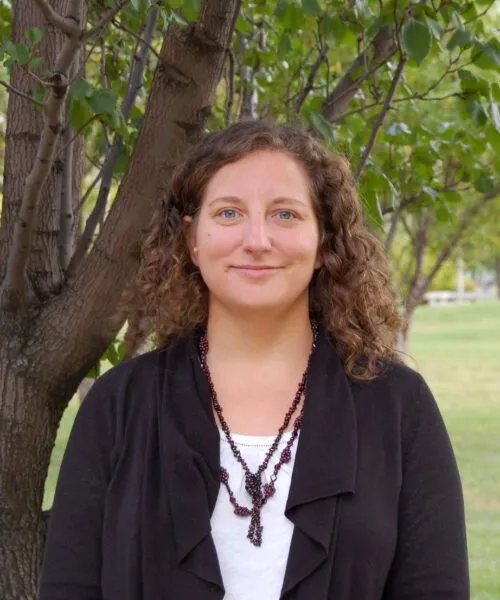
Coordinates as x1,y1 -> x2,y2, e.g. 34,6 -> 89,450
170,11 -> 187,26
447,29 -> 473,51
425,17 -> 443,41
491,83 -> 500,102
470,101 -> 488,127
88,88 -> 118,115
27,27 -> 43,45
277,33 -> 292,57
308,111 -> 334,142
472,41 -> 500,71
86,362 -> 100,379
319,15 -> 344,43
442,190 -> 462,204
451,10 -> 464,31
491,101 -> 500,132
440,4 -> 454,23
69,97 -> 93,130
14,43 -> 31,65
381,173 -> 398,208
182,0 -> 201,21
436,200 -> 452,222
275,3 -> 303,31
474,174 -> 495,194
131,0 -> 150,11
301,0 -> 322,18
28,56 -> 43,71
362,191 -> 384,229
401,19 -> 432,64
105,343 -> 120,365
70,77 -> 93,100
117,341 -> 126,361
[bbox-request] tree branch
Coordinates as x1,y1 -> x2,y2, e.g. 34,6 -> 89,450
384,206 -> 401,254
1,0 -> 85,309
238,32 -> 258,120
84,1 -> 131,40
322,26 -> 397,123
354,54 -> 407,181
0,79 -> 44,108
67,7 -> 160,276
59,121 -> 75,270
295,44 -> 329,114
404,212 -> 433,314
33,0 -> 80,36
76,169 -> 103,213
225,49 -> 235,125
112,16 -> 161,60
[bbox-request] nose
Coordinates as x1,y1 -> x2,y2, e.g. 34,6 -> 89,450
242,213 -> 272,253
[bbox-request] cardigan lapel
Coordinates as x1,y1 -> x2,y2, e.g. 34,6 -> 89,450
158,334 -> 225,597
280,328 -> 358,598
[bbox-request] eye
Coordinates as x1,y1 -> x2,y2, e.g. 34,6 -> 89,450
217,208 -> 240,219
275,210 -> 297,221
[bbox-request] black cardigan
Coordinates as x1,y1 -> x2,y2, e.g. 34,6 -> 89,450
39,327 -> 469,599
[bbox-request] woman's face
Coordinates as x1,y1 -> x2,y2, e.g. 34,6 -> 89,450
186,150 -> 322,315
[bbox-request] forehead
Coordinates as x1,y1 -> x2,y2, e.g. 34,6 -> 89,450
203,150 -> 312,201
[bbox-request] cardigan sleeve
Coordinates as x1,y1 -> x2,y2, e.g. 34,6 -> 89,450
38,378 -> 116,600
384,374 -> 470,599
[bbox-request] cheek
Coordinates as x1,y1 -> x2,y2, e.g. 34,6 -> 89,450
197,227 -> 241,258
279,228 -> 320,262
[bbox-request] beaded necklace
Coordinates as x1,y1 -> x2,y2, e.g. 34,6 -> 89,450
198,324 -> 318,546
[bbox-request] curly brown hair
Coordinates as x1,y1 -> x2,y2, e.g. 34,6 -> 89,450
129,119 -> 403,380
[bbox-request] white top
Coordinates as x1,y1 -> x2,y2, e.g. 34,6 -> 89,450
210,430 -> 298,600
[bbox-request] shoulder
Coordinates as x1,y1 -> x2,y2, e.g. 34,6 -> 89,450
91,345 -> 170,396
350,359 -> 441,439
80,335 -> 193,426
369,359 -> 427,395
350,358 -> 429,403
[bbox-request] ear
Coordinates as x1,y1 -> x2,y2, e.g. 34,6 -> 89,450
183,216 -> 199,266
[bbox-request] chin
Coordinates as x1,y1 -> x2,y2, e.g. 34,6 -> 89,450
222,290 -> 309,315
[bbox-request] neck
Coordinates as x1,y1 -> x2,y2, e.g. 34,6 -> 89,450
206,299 -> 314,365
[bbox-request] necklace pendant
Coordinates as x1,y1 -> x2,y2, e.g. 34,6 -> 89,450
245,472 -> 262,501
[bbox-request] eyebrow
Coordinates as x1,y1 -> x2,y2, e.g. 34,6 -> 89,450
207,196 -> 309,208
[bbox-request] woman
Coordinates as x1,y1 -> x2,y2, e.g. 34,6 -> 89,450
39,120 -> 469,599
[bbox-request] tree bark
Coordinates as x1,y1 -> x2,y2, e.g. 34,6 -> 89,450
0,2 -> 241,598
0,345 -> 64,600
1,1 -> 85,302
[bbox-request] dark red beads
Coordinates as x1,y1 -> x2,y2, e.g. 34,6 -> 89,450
199,322 -> 318,547
263,482 -> 275,499
280,448 -> 292,463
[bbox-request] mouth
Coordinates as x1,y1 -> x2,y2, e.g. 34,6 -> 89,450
230,265 -> 283,278
232,265 -> 280,270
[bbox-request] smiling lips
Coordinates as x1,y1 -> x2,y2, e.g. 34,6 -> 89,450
230,265 -> 282,279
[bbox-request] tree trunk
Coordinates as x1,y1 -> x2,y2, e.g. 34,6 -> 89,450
0,344 -> 65,599
0,1 -> 85,298
397,308 -> 416,356
495,256 -> 500,300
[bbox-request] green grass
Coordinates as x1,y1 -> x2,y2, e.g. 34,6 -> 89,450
43,301 -> 500,598
409,300 -> 500,600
